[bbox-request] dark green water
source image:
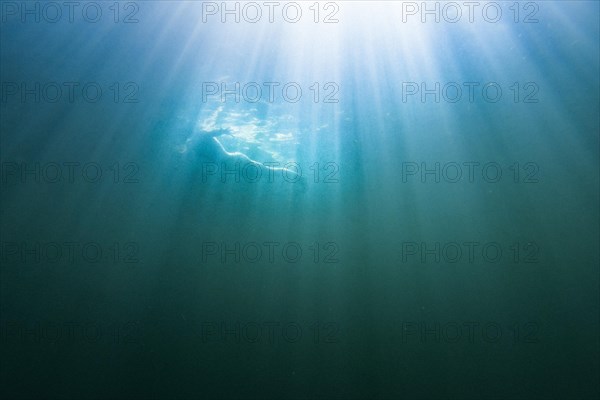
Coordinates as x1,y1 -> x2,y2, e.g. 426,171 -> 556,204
1,1 -> 599,399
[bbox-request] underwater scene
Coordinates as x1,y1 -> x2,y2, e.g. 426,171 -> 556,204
1,1 -> 599,399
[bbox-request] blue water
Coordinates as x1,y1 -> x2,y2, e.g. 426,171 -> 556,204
1,1 -> 599,399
